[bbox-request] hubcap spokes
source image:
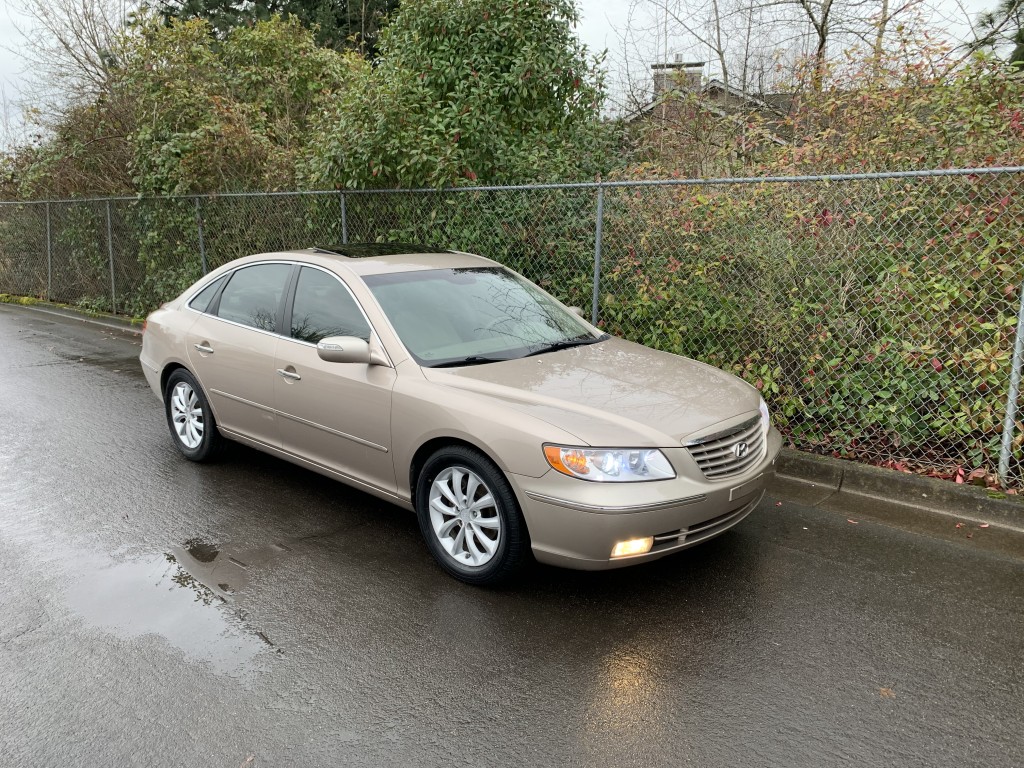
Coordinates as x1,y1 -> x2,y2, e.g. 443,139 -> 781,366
428,467 -> 501,567
171,382 -> 204,449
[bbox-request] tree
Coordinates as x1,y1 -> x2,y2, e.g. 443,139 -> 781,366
8,0 -> 137,117
303,0 -> 613,188
974,0 -> 1024,68
151,0 -> 400,55
122,15 -> 357,194
614,0 -> 940,109
4,0 -> 140,196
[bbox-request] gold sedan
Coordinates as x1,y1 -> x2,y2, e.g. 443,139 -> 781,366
141,244 -> 781,584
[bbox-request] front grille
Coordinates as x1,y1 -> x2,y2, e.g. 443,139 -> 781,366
684,415 -> 764,480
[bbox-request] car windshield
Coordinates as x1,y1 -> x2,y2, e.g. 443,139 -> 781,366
364,267 -> 604,367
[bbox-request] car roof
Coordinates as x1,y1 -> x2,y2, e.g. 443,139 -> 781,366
246,246 -> 503,276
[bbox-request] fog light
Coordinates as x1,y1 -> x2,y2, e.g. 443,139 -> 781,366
610,537 -> 654,558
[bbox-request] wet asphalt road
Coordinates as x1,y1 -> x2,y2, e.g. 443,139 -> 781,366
0,304 -> 1022,768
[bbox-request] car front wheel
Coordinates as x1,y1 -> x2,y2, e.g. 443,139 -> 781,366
415,446 -> 530,585
164,368 -> 224,462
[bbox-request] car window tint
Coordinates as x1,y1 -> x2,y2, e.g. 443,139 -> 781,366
290,267 -> 370,344
216,264 -> 291,332
188,275 -> 226,313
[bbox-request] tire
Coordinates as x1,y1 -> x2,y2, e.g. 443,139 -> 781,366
163,368 -> 224,462
415,445 -> 530,586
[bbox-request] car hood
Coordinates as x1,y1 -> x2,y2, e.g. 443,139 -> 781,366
422,337 -> 759,447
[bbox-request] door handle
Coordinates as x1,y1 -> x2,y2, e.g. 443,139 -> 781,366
194,343 -> 214,354
277,368 -> 301,381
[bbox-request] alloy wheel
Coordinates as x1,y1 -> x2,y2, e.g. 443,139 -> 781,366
428,466 -> 502,567
170,381 -> 204,449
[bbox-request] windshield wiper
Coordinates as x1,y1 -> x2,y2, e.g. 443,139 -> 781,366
523,334 -> 608,358
430,355 -> 511,368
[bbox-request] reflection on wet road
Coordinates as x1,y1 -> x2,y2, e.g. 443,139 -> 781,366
1,303 -> 1023,768
67,552 -> 271,675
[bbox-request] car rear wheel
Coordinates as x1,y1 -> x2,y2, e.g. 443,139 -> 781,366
415,446 -> 530,585
164,369 -> 224,462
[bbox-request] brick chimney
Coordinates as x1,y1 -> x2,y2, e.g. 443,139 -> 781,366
652,55 -> 704,97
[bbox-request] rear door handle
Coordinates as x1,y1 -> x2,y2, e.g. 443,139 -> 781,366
194,343 -> 214,354
277,368 -> 301,381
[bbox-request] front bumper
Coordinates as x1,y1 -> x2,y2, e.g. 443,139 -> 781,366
509,428 -> 782,570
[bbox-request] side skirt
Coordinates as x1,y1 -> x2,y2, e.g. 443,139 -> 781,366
218,427 -> 414,512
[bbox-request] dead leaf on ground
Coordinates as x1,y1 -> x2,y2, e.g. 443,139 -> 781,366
847,518 -> 859,524
879,687 -> 896,699
240,756 -> 255,768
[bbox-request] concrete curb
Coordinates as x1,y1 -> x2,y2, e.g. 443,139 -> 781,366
771,448 -> 1024,555
1,300 -> 144,336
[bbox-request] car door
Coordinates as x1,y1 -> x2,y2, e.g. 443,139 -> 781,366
186,262 -> 293,449
274,265 -> 398,493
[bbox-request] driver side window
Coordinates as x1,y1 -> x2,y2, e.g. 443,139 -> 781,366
289,267 -> 371,344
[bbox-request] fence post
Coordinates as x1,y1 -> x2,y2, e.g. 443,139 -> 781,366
45,202 -> 52,302
105,200 -> 116,315
340,191 -> 349,245
591,183 -> 605,326
195,197 -> 207,275
998,281 -> 1024,486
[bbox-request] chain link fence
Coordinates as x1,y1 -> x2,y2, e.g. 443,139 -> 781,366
2,168 -> 1023,487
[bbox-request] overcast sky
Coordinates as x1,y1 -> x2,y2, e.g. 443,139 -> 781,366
0,0 -> 997,144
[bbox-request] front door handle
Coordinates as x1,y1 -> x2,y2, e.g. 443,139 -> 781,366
277,368 -> 301,381
194,343 -> 214,354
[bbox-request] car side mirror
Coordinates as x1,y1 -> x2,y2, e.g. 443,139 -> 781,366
317,336 -> 372,364
568,306 -> 585,317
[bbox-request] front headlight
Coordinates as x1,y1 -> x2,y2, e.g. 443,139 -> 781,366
759,396 -> 771,436
543,445 -> 676,482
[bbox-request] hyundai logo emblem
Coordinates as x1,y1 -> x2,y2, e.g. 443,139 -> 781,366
732,441 -> 749,459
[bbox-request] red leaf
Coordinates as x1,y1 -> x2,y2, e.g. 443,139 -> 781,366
930,357 -> 943,372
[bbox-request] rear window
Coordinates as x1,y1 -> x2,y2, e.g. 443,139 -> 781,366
188,275 -> 226,313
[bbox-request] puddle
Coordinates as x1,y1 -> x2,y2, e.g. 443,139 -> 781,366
172,537 -> 293,600
66,551 -> 273,676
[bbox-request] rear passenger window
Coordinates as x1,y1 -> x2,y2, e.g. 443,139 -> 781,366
290,267 -> 371,344
216,264 -> 292,332
188,275 -> 226,313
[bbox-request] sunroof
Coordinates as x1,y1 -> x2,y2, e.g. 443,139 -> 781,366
312,242 -> 443,258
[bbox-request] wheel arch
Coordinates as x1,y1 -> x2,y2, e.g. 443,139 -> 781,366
160,362 -> 188,396
408,436 -> 506,500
